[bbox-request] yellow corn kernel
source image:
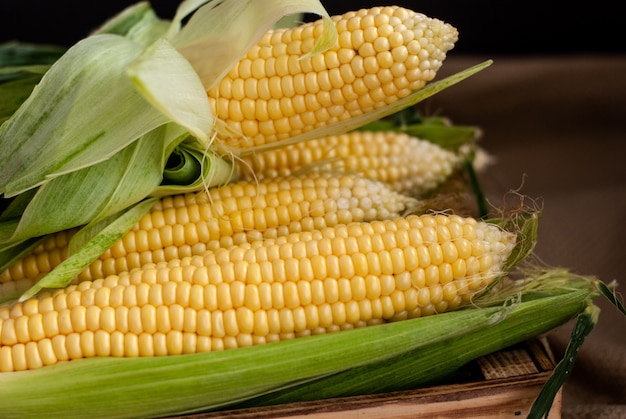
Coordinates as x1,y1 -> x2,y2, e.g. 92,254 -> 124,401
0,173 -> 416,287
0,214 -> 516,371
237,130 -> 460,196
0,229 -> 77,284
209,6 -> 458,149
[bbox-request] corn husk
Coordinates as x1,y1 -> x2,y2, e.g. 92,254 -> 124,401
0,268 -> 605,419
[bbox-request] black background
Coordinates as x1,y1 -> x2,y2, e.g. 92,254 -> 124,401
1,0 -> 624,55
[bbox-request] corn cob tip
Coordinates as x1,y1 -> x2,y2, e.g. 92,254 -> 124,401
209,5 -> 458,149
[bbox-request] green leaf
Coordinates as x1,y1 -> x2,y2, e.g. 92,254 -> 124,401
153,138 -> 235,196
127,37 -> 215,145
0,42 -> 65,68
168,0 -> 336,91
358,112 -> 481,149
92,1 -> 168,46
0,74 -> 42,122
162,144 -> 203,186
0,42 -> 65,120
0,125 -> 172,244
597,280 -> 626,317
0,34 -> 170,197
0,188 -> 36,220
528,303 -> 599,418
491,211 -> 540,274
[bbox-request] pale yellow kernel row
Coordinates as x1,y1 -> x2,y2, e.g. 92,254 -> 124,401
237,131 -> 461,196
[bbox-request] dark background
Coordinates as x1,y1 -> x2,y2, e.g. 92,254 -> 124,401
2,2 -> 625,417
1,1 -> 625,55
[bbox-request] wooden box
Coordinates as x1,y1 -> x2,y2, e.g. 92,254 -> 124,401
173,338 -> 560,419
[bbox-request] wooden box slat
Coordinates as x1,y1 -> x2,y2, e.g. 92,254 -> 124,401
173,338 -> 560,419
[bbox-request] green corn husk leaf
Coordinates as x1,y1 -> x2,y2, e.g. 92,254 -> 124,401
154,137 -> 236,196
0,189 -> 36,222
0,269 -> 603,419
527,280 -> 625,418
127,37 -> 215,144
597,280 -> 626,316
235,269 -> 601,409
528,303 -> 599,418
0,123 -> 180,244
0,42 -> 65,69
93,1 -> 170,46
358,110 -> 481,150
0,74 -> 44,123
0,33 -> 172,197
0,42 -> 66,122
492,211 -> 540,274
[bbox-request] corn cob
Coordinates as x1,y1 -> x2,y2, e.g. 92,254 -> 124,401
0,231 -> 78,300
0,173 -> 416,290
0,214 -> 516,371
209,6 -> 458,149
237,130 -> 461,196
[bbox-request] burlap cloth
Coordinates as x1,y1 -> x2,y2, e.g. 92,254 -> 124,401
429,55 -> 626,418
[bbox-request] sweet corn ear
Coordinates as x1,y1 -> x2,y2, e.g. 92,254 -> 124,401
0,214 -> 516,371
209,6 -> 458,149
